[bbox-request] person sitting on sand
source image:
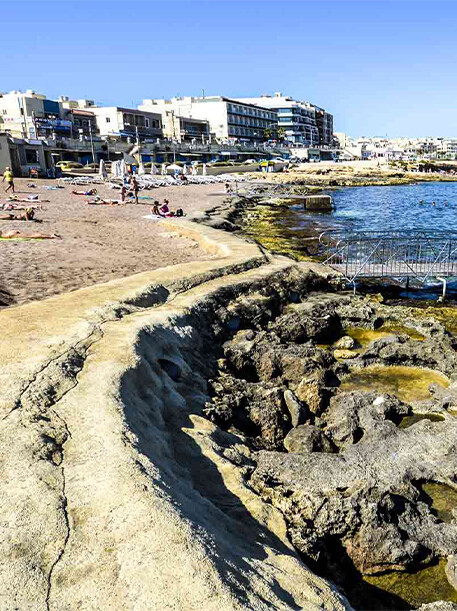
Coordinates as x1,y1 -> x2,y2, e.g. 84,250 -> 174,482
159,200 -> 174,217
0,208 -> 37,221
72,188 -> 97,196
129,175 -> 139,205
151,200 -> 160,215
2,167 -> 14,193
0,229 -> 60,240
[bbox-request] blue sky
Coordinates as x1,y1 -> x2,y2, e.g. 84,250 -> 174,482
2,1 -> 456,137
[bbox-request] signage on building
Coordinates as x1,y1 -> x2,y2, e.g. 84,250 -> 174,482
35,118 -> 72,130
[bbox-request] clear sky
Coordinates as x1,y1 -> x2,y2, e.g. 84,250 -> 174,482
2,0 -> 456,137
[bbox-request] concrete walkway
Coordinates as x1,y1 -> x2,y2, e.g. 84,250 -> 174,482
0,219 -> 349,610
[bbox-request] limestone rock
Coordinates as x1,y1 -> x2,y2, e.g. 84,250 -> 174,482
333,349 -> 358,360
334,336 -> 355,350
417,604 -> 457,611
445,555 -> 457,591
295,370 -> 330,416
284,425 -> 334,453
283,389 -> 309,427
205,374 -> 291,450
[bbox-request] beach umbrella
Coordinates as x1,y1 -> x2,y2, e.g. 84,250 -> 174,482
166,163 -> 182,175
182,164 -> 188,175
151,163 -> 157,175
99,159 -> 107,180
202,163 -> 207,176
112,160 -> 121,178
161,163 -> 167,175
138,162 -> 146,175
120,159 -> 128,177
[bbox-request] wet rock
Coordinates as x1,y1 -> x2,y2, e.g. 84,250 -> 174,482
283,389 -> 308,427
334,336 -> 355,350
284,425 -> 334,453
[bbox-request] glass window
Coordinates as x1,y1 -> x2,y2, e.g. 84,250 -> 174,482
25,149 -> 39,164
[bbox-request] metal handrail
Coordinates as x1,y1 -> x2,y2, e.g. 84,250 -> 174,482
320,229 -> 457,284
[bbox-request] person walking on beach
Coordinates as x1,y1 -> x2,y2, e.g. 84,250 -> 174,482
2,167 -> 14,193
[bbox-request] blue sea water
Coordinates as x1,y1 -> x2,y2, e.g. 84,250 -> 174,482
281,182 -> 457,298
300,182 -> 457,233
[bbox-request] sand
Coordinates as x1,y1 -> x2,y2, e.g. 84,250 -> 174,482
0,178 -> 225,307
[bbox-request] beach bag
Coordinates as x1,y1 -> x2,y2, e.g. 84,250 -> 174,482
176,208 -> 184,217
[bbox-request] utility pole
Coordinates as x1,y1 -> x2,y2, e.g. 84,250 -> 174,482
136,125 -> 141,167
89,121 -> 96,164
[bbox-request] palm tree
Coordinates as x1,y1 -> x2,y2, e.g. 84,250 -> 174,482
276,127 -> 286,142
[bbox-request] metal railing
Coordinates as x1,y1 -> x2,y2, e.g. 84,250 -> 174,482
231,181 -> 308,199
319,229 -> 457,284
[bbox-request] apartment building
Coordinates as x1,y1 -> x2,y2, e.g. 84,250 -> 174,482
88,106 -> 163,141
140,96 -> 277,143
235,93 -> 333,147
0,90 -> 72,139
138,100 -> 209,142
59,97 -> 97,139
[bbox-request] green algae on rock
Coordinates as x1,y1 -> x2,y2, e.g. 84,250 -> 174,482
345,325 -> 425,351
420,482 -> 457,524
340,365 -> 449,403
399,413 -> 446,429
365,560 -> 457,609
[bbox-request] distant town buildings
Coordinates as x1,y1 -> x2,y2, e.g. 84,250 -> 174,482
334,134 -> 457,162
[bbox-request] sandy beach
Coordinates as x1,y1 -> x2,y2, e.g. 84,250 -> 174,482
0,179 -> 225,307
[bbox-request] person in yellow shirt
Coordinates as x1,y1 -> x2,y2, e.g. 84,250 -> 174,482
2,167 -> 14,193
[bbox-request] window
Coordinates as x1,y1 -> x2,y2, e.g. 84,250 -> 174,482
25,149 -> 39,164
106,117 -> 111,123
145,118 -> 150,128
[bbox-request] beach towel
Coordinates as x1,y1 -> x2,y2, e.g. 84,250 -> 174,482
142,214 -> 162,221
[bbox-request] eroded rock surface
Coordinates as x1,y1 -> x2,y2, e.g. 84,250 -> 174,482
206,290 -> 457,607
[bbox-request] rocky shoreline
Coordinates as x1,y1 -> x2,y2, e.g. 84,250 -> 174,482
2,208 -> 457,609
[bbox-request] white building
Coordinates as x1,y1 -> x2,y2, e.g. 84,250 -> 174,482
140,96 -> 277,143
235,93 -> 333,147
138,100 -> 209,142
88,106 -> 162,141
0,90 -> 71,139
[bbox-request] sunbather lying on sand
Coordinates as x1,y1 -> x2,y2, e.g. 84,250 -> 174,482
7,196 -> 49,203
0,230 -> 60,239
86,197 -> 121,205
1,203 -> 43,211
0,208 -> 39,221
72,189 -> 97,196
